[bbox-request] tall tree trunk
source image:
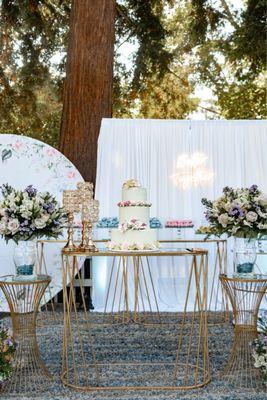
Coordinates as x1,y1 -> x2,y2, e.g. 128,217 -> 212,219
60,0 -> 115,183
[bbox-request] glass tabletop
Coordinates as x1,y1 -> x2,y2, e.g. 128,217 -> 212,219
220,273 -> 267,282
64,247 -> 208,256
0,275 -> 51,284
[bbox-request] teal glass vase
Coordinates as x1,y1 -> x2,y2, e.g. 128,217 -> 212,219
13,240 -> 36,278
233,237 -> 257,276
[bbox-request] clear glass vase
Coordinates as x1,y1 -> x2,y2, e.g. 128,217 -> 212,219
233,237 -> 257,276
13,240 -> 37,279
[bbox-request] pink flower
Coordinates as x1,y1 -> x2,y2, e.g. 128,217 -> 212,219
46,148 -> 58,157
67,171 -> 76,179
13,140 -> 23,150
136,242 -> 144,250
122,242 -> 130,250
131,219 -> 137,223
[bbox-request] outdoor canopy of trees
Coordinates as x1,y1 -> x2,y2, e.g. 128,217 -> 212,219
0,0 -> 266,148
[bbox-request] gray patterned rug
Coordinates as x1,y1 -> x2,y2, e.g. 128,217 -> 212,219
0,312 -> 266,400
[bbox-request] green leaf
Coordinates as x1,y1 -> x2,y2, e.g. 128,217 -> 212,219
1,149 -> 12,162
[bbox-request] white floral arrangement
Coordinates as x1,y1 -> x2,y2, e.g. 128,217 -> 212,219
117,201 -> 151,207
0,184 -> 66,243
107,241 -> 160,251
0,327 -> 16,384
122,179 -> 140,189
119,219 -> 147,232
251,333 -> 267,385
201,185 -> 267,238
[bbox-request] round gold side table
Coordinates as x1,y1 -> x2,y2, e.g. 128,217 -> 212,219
0,275 -> 52,394
219,274 -> 267,388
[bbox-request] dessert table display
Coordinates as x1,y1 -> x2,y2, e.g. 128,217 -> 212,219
0,275 -> 52,394
219,274 -> 267,388
61,248 -> 210,391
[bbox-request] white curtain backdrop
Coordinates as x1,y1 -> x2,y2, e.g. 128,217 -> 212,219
94,119 -> 267,311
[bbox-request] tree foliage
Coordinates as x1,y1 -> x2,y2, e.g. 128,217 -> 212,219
186,0 -> 266,118
0,0 -> 265,148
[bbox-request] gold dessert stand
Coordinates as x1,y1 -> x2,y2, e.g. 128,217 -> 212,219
61,248 -> 210,391
0,275 -> 52,394
220,273 -> 267,388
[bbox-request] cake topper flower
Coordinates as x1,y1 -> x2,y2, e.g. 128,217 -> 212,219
122,179 -> 140,189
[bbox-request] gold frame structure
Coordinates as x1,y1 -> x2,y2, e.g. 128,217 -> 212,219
0,275 -> 52,394
36,241 -> 58,324
220,274 -> 267,388
161,239 -> 229,324
37,237 -> 228,324
61,248 -> 210,391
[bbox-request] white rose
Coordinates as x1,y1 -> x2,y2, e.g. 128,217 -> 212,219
136,242 -> 144,250
21,199 -> 33,209
34,215 -> 49,229
257,209 -> 267,218
21,211 -> 32,219
231,226 -> 240,235
9,201 -> 17,212
224,201 -> 232,212
7,193 -> 16,202
258,223 -> 267,230
7,218 -> 20,234
121,242 -> 130,250
257,195 -> 267,207
246,211 -> 258,223
218,213 -> 229,228
0,221 -> 7,234
243,220 -> 252,227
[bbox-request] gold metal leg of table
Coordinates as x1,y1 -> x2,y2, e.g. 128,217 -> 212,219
36,241 -> 58,326
207,240 -> 230,324
61,252 -> 210,391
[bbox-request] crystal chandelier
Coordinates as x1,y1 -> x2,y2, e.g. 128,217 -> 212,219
171,152 -> 214,189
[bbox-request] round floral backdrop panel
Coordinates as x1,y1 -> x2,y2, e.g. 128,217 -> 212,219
0,134 -> 83,311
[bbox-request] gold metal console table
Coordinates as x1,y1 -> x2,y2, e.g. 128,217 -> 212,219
61,248 -> 210,391
0,275 -> 52,394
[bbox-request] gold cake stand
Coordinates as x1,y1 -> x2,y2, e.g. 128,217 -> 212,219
219,273 -> 267,388
61,248 -> 210,391
0,275 -> 52,394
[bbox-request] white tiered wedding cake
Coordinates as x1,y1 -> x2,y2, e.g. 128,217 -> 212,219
108,180 -> 159,250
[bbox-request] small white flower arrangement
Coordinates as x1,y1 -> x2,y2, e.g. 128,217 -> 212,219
117,201 -> 151,207
107,241 -> 159,251
119,219 -> 147,232
251,319 -> 267,386
0,327 -> 16,384
122,179 -> 140,189
0,184 -> 66,243
201,185 -> 267,238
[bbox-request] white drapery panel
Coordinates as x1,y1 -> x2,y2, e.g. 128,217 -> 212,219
94,119 -> 267,311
